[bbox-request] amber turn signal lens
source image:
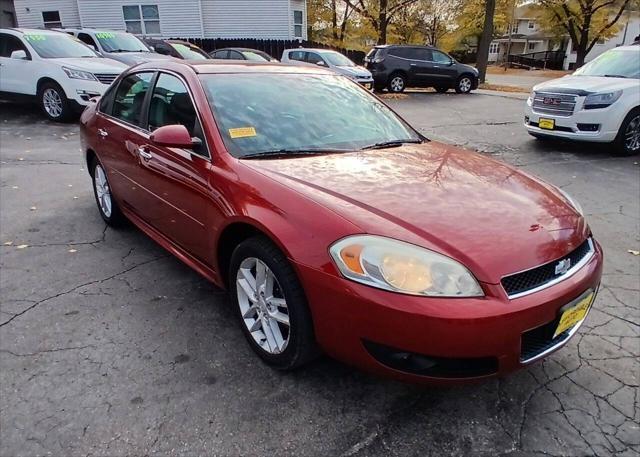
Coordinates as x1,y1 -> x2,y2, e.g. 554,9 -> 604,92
340,244 -> 364,274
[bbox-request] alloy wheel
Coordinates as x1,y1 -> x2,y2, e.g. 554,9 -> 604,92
94,164 -> 112,218
390,76 -> 405,92
236,257 -> 290,354
624,115 -> 640,153
458,77 -> 472,93
42,88 -> 63,118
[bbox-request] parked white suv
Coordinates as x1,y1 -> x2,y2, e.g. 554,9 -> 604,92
525,45 -> 640,155
0,28 -> 127,121
281,48 -> 374,89
58,28 -> 175,66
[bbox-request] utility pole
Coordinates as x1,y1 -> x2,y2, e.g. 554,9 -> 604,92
504,0 -> 517,71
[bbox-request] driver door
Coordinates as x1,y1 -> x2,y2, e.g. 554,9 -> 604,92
0,33 -> 34,94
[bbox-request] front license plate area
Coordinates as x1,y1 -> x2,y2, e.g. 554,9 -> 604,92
538,118 -> 555,130
554,290 -> 594,338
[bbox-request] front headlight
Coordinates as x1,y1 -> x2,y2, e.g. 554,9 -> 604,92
583,90 -> 622,109
62,67 -> 97,81
329,235 -> 484,297
556,187 -> 584,216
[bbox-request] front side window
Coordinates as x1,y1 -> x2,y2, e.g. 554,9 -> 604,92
78,33 -> 97,48
96,32 -> 149,53
111,72 -> 154,126
42,11 -> 62,29
22,33 -> 97,58
305,52 -> 324,65
123,5 -> 160,35
0,34 -> 29,58
293,10 -> 304,38
200,73 -> 419,158
148,73 -> 208,156
431,50 -> 451,64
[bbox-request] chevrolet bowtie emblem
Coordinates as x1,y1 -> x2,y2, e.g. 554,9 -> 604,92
555,258 -> 572,275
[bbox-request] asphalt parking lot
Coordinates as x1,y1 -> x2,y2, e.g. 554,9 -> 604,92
1,92 -> 638,457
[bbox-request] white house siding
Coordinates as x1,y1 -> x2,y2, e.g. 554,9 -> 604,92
201,0 -> 306,39
14,0 -> 81,29
77,0 -> 203,37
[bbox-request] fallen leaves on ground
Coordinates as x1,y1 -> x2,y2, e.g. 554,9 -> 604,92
628,250 -> 640,256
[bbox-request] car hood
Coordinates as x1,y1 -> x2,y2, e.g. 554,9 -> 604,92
337,65 -> 373,78
103,51 -> 175,65
50,57 -> 127,72
533,75 -> 638,93
242,142 -> 588,283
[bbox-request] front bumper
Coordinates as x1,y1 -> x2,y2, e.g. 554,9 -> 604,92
524,99 -> 621,143
356,78 -> 375,90
295,240 -> 603,384
61,79 -> 110,107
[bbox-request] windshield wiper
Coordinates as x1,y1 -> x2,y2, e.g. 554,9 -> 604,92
360,139 -> 423,150
240,148 -> 353,159
603,74 -> 628,78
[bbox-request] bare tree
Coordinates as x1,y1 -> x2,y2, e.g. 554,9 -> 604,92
538,0 -> 633,67
343,0 -> 421,44
476,0 -> 496,83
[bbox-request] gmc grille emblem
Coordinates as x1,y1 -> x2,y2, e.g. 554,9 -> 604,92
543,97 -> 561,105
555,259 -> 571,275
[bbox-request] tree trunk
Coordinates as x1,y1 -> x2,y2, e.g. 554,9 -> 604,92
331,0 -> 338,41
378,0 -> 388,44
476,0 -> 496,84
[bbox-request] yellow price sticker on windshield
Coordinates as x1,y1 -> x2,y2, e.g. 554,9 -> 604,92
229,127 -> 257,139
24,34 -> 46,41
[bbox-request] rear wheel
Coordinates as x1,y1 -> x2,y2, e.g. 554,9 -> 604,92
229,236 -> 318,370
38,81 -> 74,122
613,108 -> 640,156
387,73 -> 406,93
455,75 -> 473,94
90,156 -> 125,226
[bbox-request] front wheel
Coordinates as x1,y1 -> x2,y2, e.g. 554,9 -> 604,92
455,75 -> 473,94
229,236 -> 318,370
38,82 -> 74,122
613,109 -> 640,156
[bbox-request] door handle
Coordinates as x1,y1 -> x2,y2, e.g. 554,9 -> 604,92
137,147 -> 152,160
98,128 -> 108,138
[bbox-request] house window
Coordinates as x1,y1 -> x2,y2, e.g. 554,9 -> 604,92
489,43 -> 499,54
528,42 -> 536,51
42,11 -> 62,28
122,5 -> 160,35
528,21 -> 535,30
293,10 -> 303,38
512,23 -> 518,34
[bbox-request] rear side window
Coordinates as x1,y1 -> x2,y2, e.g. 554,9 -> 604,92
413,48 -> 432,61
212,50 -> 229,59
111,72 -> 154,126
288,50 -> 306,61
228,50 -> 244,60
388,47 -> 412,59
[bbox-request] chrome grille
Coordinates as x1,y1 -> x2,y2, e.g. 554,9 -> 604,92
532,92 -> 577,117
94,73 -> 118,85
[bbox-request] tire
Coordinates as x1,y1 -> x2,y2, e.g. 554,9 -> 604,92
435,86 -> 449,93
38,81 -> 74,122
455,75 -> 474,94
387,73 -> 406,93
612,108 -> 640,156
90,156 -> 125,226
229,236 -> 318,370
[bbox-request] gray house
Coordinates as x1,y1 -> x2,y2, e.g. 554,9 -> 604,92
12,0 -> 307,40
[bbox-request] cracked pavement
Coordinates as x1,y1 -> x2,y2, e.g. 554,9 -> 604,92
1,93 -> 638,456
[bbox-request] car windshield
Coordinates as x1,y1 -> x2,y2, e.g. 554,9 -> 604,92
23,33 -> 97,58
200,73 -> 420,158
171,42 -> 208,59
322,51 -> 355,67
96,32 -> 149,53
573,49 -> 640,79
242,51 -> 270,61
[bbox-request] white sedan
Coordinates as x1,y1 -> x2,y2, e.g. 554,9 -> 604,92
524,45 -> 640,156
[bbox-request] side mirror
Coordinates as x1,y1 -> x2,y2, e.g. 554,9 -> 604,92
10,50 -> 28,60
315,60 -> 326,66
150,125 -> 197,149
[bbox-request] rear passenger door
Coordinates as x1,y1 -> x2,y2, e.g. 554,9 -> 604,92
137,72 -> 213,263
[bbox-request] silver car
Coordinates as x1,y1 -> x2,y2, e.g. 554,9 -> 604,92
281,48 -> 374,89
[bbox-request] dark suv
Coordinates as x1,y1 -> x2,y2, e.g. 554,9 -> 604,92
365,45 -> 479,94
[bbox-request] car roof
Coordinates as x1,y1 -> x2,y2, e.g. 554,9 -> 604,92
134,60 -> 336,75
214,47 -> 268,53
1,28 -> 67,35
611,45 -> 640,51
285,48 -> 337,53
374,44 -> 434,49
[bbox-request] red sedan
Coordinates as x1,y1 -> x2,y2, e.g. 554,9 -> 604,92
80,61 -> 603,384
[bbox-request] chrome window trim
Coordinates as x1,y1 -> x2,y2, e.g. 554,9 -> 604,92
505,238 -> 595,300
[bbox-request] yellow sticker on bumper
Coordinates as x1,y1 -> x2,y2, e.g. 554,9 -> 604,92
553,291 -> 594,339
229,127 -> 257,139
